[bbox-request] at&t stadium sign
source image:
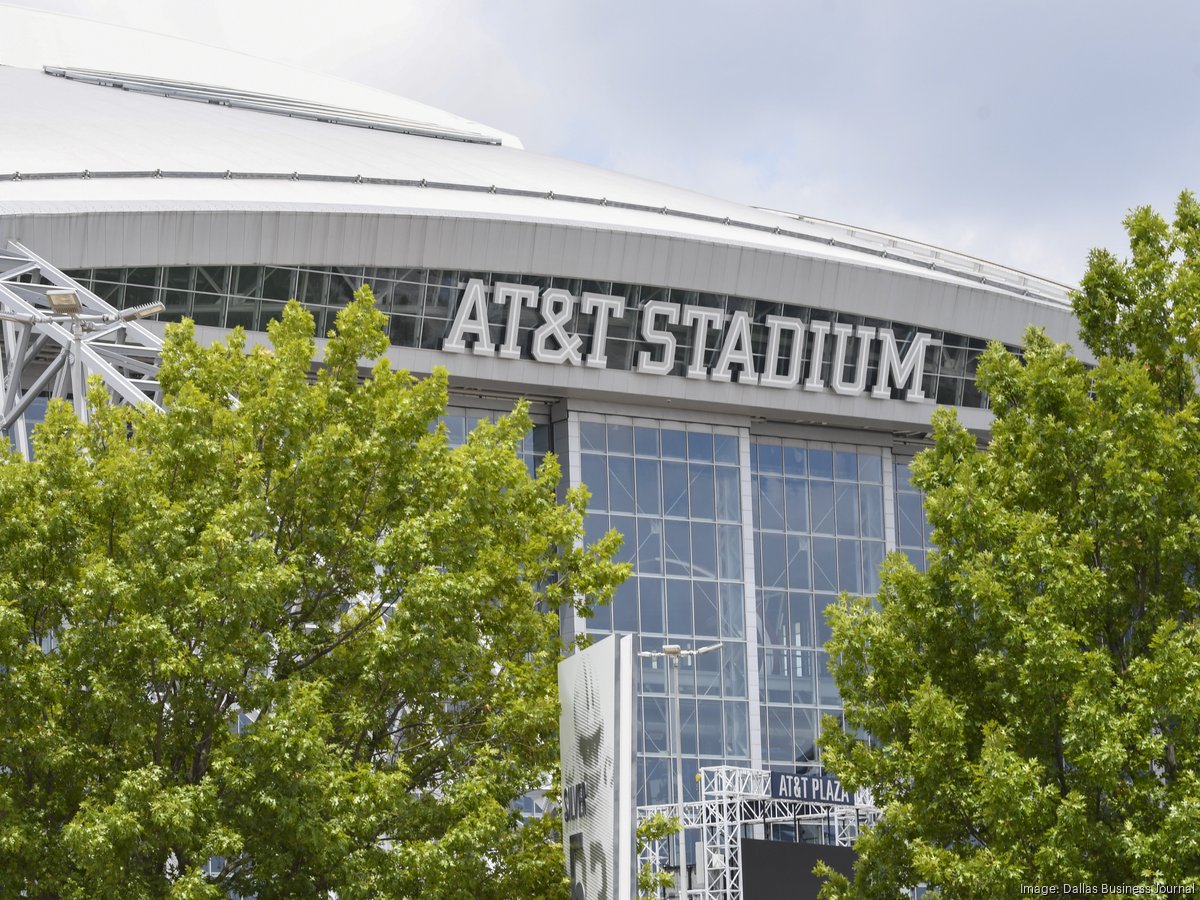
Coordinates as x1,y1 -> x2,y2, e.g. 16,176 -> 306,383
442,280 -> 934,402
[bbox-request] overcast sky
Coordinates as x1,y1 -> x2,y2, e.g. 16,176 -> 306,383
14,0 -> 1200,285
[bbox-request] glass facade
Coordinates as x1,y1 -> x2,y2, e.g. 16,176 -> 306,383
66,265 -> 1012,411
752,439 -> 886,775
579,417 -> 750,805
895,459 -> 934,573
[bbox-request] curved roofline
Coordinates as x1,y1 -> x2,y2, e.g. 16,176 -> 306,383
0,3 -> 523,147
0,165 -> 1072,308
759,207 -> 1075,302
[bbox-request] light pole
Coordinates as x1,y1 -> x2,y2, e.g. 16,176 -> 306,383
639,641 -> 722,899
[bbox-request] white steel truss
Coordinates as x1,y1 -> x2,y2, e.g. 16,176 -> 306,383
638,765 -> 880,900
0,240 -> 164,459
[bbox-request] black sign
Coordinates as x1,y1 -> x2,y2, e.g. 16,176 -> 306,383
770,771 -> 855,806
742,838 -> 856,900
563,781 -> 588,822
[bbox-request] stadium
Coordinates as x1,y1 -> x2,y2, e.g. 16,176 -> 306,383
0,7 -> 1083,898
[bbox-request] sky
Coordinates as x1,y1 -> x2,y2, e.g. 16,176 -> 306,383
13,0 -> 1200,285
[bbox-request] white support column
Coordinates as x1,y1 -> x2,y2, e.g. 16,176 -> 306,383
881,446 -> 897,554
737,430 -> 765,848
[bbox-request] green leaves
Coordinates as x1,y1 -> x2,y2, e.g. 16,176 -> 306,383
820,194 -> 1200,896
0,288 -> 623,898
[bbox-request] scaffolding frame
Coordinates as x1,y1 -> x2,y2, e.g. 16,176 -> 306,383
638,766 -> 880,900
0,240 -> 163,459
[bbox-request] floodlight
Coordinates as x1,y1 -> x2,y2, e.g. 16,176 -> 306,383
46,288 -> 82,315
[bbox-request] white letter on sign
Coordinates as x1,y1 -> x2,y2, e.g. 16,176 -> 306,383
636,300 -> 680,376
443,279 -> 495,355
581,292 -> 625,369
711,310 -> 759,384
532,288 -> 584,365
830,324 -> 877,396
493,282 -> 538,360
872,329 -> 934,402
681,306 -> 724,379
761,315 -> 805,389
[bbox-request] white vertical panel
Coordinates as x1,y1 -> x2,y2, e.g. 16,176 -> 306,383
739,428 -> 764,772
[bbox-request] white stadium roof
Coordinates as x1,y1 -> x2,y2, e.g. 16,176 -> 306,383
0,4 -> 1072,308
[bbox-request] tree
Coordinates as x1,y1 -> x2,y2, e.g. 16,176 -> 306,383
819,191 -> 1200,897
0,290 -> 625,899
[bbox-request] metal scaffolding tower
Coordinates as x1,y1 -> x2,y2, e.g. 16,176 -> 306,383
638,765 -> 880,900
0,240 -> 164,459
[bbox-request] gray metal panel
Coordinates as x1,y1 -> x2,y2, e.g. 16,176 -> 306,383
0,207 -> 1086,354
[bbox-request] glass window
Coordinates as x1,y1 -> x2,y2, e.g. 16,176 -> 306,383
636,458 -> 662,516
717,524 -> 742,581
680,699 -> 698,757
834,450 -> 857,481
720,584 -> 745,640
715,467 -> 740,522
724,701 -> 749,756
808,449 -> 833,479
667,579 -> 693,636
759,533 -> 786,588
608,456 -> 635,514
608,423 -> 634,455
581,453 -> 607,510
815,595 -> 837,646
783,445 -> 807,477
689,465 -> 715,520
786,535 -> 811,591
664,520 -> 691,575
723,643 -> 747,697
639,578 -> 665,634
793,708 -> 819,764
810,482 -> 835,534
812,537 -> 837,593
584,513 -> 609,548
784,478 -> 808,532
835,484 -> 859,537
661,428 -> 687,459
262,267 -> 295,301
790,593 -> 814,647
642,696 -> 668,753
694,582 -> 720,638
761,590 -> 788,645
691,523 -> 717,580
612,579 -> 638,632
862,541 -> 885,595
757,475 -> 785,531
768,706 -> 793,761
611,515 -> 636,565
898,492 -> 925,548
643,757 -> 669,806
860,484 -> 884,539
696,649 -> 722,696
792,650 -> 815,704
635,426 -> 659,457
837,539 -> 862,593
858,453 -> 883,483
714,433 -> 740,465
637,518 -> 663,574
190,294 -> 224,327
764,649 -> 791,703
662,461 -> 689,518
580,421 -> 606,452
818,651 -> 840,706
687,431 -> 713,462
698,700 -> 724,755
757,443 -> 783,474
